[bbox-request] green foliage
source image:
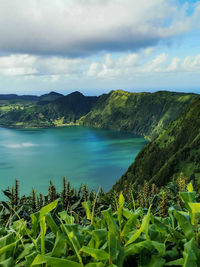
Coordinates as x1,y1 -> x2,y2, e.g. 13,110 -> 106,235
79,90 -> 196,140
113,96 -> 200,190
0,91 -> 98,128
1,181 -> 200,266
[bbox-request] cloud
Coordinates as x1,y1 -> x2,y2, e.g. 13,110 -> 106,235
1,49 -> 200,80
0,54 -> 38,76
0,0 -> 199,57
87,51 -> 200,79
0,54 -> 87,77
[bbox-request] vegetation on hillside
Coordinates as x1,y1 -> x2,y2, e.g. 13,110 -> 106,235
0,92 -> 98,128
0,90 -> 196,139
113,95 -> 200,192
1,177 -> 200,266
79,90 -> 197,140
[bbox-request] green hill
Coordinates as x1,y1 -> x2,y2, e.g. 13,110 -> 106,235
0,91 -> 98,127
113,95 -> 200,191
79,90 -> 196,140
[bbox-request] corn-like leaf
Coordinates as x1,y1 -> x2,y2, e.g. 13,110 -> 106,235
125,206 -> 151,246
145,255 -> 165,267
173,210 -> 194,240
121,210 -> 140,238
31,254 -> 82,267
85,263 -> 104,267
40,199 -> 59,217
82,201 -> 92,221
81,246 -> 109,260
187,183 -> 193,192
188,203 -> 200,214
165,258 -> 184,266
183,238 -> 199,267
179,192 -> 196,212
46,213 -> 60,235
51,231 -> 67,257
0,257 -> 14,267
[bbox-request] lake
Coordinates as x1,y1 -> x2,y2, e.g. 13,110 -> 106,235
0,126 -> 147,198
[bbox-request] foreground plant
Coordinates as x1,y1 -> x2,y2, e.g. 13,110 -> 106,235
0,183 -> 200,266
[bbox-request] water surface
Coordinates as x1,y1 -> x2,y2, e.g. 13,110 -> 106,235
0,126 -> 147,198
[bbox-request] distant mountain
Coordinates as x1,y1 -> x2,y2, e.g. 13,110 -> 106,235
0,91 -> 63,103
79,90 -> 197,140
0,94 -> 39,102
112,95 -> 200,191
0,91 -> 98,127
38,91 -> 64,104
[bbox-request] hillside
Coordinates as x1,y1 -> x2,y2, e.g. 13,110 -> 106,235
112,95 -> 200,191
79,90 -> 196,140
0,91 -> 98,127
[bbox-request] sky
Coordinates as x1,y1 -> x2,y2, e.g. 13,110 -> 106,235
0,0 -> 200,95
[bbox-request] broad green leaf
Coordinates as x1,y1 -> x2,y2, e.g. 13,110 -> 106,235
121,211 -> 140,238
0,241 -> 18,260
30,212 -> 40,238
188,203 -> 200,214
151,241 -> 165,256
82,201 -> 92,221
46,213 -> 60,235
17,243 -> 34,261
40,199 -> 58,217
0,257 -> 14,267
145,255 -> 165,267
165,258 -> 184,266
90,229 -> 107,249
125,206 -> 151,246
85,263 -> 104,267
25,251 -> 37,266
101,208 -> 123,266
59,211 -> 74,224
31,254 -> 82,267
173,210 -> 194,240
51,231 -> 67,257
179,192 -> 196,211
61,224 -> 83,265
124,240 -> 152,256
40,216 -> 46,255
101,208 -> 119,237
187,183 -> 193,192
183,238 -> 199,267
125,240 -> 165,257
0,232 -> 16,261
150,215 -> 167,233
81,246 -> 109,260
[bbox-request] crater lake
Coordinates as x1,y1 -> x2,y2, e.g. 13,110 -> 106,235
0,126 -> 147,198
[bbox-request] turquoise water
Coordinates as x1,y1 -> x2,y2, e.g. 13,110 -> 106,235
0,126 -> 147,198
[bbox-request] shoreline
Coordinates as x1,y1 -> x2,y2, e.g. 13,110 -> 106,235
0,122 -> 151,141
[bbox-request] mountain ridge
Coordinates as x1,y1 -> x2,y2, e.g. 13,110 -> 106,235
112,95 -> 200,191
79,89 -> 197,140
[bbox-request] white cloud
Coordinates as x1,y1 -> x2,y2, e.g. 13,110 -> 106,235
0,54 -> 38,76
0,0 -> 199,56
0,54 -> 87,77
87,51 -> 200,79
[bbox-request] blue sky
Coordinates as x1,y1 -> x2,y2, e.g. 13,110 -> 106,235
0,0 -> 200,95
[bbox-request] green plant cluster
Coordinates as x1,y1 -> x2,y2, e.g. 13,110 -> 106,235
1,179 -> 200,266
